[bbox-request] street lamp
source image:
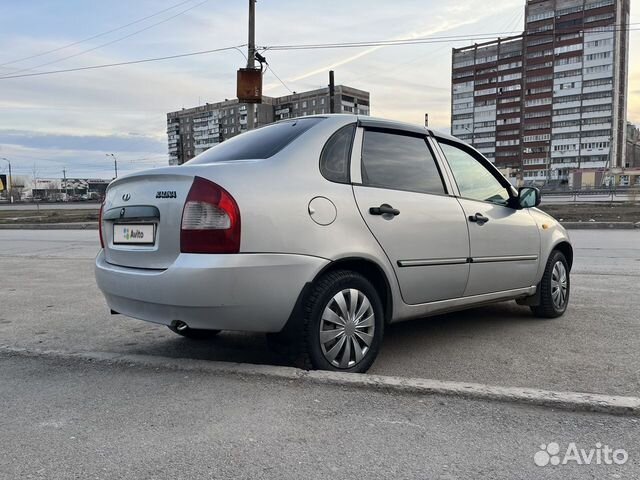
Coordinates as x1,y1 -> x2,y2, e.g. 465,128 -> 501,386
106,153 -> 118,179
0,157 -> 13,203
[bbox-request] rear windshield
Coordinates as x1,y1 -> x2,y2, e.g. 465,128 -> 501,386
186,117 -> 324,164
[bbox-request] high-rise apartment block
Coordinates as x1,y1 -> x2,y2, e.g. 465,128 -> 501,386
167,85 -> 370,165
451,0 -> 630,184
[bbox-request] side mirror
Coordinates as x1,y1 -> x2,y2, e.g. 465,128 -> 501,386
518,186 -> 541,209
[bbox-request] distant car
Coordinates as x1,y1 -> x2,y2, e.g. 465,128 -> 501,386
95,115 -> 572,373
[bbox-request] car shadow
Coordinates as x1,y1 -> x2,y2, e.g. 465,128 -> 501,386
122,328 -> 288,366
385,301 -> 535,341
119,301 -> 536,371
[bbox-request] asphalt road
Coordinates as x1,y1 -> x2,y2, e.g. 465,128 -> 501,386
1,229 -> 638,396
1,353 -> 637,480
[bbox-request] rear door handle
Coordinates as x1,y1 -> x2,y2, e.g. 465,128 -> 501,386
468,213 -> 489,224
369,204 -> 400,216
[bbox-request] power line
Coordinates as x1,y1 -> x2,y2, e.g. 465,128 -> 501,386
0,0 -> 212,78
0,0 -> 199,68
0,24 -> 637,81
260,24 -> 640,51
0,44 -> 247,80
265,64 -> 293,94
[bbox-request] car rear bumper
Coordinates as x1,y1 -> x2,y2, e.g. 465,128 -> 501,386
95,250 -> 329,332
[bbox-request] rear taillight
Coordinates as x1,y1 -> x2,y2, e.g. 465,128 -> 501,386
98,201 -> 105,249
180,176 -> 240,254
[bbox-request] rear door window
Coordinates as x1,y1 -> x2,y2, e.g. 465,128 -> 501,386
187,118 -> 324,164
361,129 -> 445,194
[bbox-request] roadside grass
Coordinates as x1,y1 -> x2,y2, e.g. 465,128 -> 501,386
540,202 -> 640,223
0,208 -> 98,224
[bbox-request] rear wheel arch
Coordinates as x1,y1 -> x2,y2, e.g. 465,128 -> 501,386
270,257 -> 391,371
280,257 -> 393,332
313,257 -> 393,324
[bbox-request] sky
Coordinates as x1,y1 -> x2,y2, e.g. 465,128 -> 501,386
0,0 -> 638,180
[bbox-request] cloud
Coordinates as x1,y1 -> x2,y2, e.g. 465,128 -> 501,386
0,130 -> 165,153
289,19 -> 479,83
0,0 -> 636,178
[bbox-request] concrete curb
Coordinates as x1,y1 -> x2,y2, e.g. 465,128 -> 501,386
561,221 -> 639,230
2,345 -> 638,416
0,222 -> 98,230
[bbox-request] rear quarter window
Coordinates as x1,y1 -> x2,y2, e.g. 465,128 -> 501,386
320,123 -> 356,183
186,117 -> 324,164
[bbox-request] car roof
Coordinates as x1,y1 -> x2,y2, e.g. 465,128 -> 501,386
357,115 -> 464,144
290,114 -> 465,144
356,116 -> 428,136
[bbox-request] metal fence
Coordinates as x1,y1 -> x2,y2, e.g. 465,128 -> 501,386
540,187 -> 640,203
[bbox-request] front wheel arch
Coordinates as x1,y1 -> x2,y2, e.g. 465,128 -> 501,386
553,241 -> 573,271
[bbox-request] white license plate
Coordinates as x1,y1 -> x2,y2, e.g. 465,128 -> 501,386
113,224 -> 155,245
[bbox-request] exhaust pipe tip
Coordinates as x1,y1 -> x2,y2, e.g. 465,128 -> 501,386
174,321 -> 189,332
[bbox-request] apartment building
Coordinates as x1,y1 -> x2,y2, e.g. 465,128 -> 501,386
451,0 -> 630,185
626,122 -> 640,168
167,85 -> 370,165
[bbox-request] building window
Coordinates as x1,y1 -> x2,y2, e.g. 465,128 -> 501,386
523,134 -> 551,142
554,44 -> 582,55
525,98 -> 552,107
585,13 -> 614,23
585,38 -> 613,48
585,0 -> 614,10
526,11 -> 553,23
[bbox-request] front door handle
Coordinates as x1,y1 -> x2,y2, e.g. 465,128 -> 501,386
369,204 -> 400,216
468,212 -> 489,224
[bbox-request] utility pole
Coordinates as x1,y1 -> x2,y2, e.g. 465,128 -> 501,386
247,0 -> 256,131
32,163 -> 39,212
62,168 -> 67,201
106,153 -> 118,179
0,157 -> 12,203
329,70 -> 336,114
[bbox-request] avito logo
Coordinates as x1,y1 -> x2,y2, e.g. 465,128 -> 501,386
534,442 -> 628,467
123,228 -> 145,240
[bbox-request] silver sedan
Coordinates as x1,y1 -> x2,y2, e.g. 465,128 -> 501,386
95,115 -> 572,373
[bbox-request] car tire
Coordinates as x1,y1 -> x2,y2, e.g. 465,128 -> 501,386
530,249 -> 570,319
295,270 -> 384,373
167,325 -> 221,339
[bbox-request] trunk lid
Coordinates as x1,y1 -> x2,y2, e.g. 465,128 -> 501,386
102,169 -> 195,269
